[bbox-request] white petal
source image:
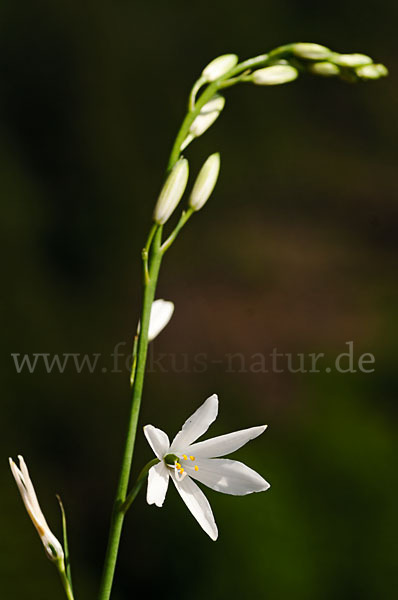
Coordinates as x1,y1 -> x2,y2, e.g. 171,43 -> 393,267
9,456 -> 64,560
185,458 -> 270,495
11,457 -> 45,526
147,462 -> 169,507
170,394 -> 218,452
188,425 -> 267,458
171,473 -> 218,540
147,299 -> 175,342
143,425 -> 170,459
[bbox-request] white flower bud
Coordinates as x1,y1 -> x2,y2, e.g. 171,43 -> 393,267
202,54 -> 238,82
147,299 -> 175,341
356,63 -> 388,79
181,95 -> 226,151
189,153 -> 221,211
293,43 -> 332,60
309,61 -> 340,77
333,53 -> 372,67
9,456 -> 64,562
153,159 -> 189,225
252,65 -> 298,86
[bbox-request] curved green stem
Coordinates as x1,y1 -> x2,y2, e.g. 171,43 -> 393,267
98,227 -> 164,600
167,46 -> 294,172
122,458 -> 160,514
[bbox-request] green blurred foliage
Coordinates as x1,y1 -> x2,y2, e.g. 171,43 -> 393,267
1,0 -> 397,598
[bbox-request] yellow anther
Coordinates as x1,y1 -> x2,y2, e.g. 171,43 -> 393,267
182,455 -> 188,460
180,468 -> 184,473
190,456 -> 195,461
194,466 -> 199,471
175,462 -> 181,469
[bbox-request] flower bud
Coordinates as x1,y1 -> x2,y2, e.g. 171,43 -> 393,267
189,153 -> 221,212
252,65 -> 298,86
356,63 -> 388,79
190,95 -> 225,137
9,456 -> 65,562
202,54 -> 238,82
293,43 -> 332,60
309,61 -> 340,77
333,53 -> 372,67
181,95 -> 225,150
153,159 -> 189,225
147,299 -> 175,341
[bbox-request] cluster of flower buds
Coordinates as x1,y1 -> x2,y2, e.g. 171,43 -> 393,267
293,43 -> 388,82
153,153 -> 221,226
248,43 -> 388,86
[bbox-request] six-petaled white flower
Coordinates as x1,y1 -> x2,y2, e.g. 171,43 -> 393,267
144,393 -> 270,540
9,455 -> 64,561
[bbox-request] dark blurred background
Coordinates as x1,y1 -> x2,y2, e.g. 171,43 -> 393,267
1,1 -> 397,598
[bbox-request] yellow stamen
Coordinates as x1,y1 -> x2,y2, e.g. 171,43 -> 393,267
190,456 -> 195,461
182,455 -> 188,460
175,462 -> 181,469
180,468 -> 184,473
194,466 -> 199,471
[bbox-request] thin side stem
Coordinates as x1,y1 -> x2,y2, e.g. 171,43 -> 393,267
122,458 -> 160,514
56,495 -> 73,592
98,227 -> 163,600
160,208 -> 194,253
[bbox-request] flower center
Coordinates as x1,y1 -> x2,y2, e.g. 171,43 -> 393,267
163,453 -> 199,481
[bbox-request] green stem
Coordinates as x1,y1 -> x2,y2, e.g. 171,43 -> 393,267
57,562 -> 75,600
122,458 -> 160,514
167,80 -> 221,171
98,42 -> 308,600
98,227 -> 163,600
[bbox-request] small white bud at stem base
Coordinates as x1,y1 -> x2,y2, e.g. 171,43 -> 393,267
202,54 -> 238,82
293,43 -> 332,60
153,159 -> 189,225
252,65 -> 298,86
189,153 -> 221,211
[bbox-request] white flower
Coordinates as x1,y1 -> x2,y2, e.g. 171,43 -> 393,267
292,43 -> 332,60
153,158 -> 189,225
9,455 -> 64,561
181,95 -> 225,151
189,152 -> 221,212
252,65 -> 298,86
147,299 -> 175,341
202,54 -> 238,82
333,53 -> 372,67
144,394 -> 270,540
